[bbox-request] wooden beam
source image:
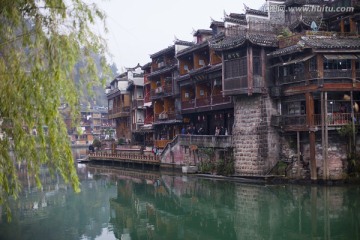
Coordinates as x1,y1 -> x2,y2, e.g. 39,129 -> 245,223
283,83 -> 360,96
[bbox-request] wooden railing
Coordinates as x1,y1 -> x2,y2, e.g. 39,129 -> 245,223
154,111 -> 176,121
132,99 -> 144,108
271,113 -> 360,129
181,95 -> 232,110
324,70 -> 352,79
196,96 -> 211,107
108,106 -> 130,115
88,151 -> 159,164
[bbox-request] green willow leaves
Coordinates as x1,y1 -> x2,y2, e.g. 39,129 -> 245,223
0,0 -> 111,210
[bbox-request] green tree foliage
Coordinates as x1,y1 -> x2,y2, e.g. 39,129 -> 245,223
0,0 -> 111,212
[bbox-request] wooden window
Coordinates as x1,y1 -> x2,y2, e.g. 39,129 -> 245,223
309,57 -> 317,71
253,56 -> 261,76
224,50 -> 247,79
324,58 -> 351,70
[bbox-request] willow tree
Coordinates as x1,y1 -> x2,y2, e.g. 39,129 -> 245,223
0,0 -> 110,212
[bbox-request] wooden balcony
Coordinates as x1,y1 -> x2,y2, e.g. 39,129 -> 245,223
181,95 -> 232,111
154,111 -> 176,121
278,70 -> 355,87
144,115 -> 154,124
108,106 -> 130,119
182,100 -> 195,109
271,113 -> 360,131
324,70 -> 352,79
132,99 -> 144,109
196,96 -> 211,107
163,84 -> 173,96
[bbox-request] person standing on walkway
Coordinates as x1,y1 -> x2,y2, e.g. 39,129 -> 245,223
215,126 -> 220,136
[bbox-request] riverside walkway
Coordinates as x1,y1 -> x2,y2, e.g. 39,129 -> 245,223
87,151 -> 160,168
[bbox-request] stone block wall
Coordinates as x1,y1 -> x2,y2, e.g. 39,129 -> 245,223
281,133 -> 350,180
233,94 -> 280,175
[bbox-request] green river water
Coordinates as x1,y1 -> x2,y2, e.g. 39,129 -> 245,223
0,149 -> 359,240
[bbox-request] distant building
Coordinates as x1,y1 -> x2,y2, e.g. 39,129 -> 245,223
106,64 -> 143,144
61,105 -> 115,145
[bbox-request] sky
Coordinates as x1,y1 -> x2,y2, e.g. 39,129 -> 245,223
96,0 -> 266,72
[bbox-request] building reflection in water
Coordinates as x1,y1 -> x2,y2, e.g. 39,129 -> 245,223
1,163 -> 359,240
105,166 -> 360,240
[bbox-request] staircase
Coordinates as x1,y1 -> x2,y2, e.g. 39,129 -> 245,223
160,135 -> 198,168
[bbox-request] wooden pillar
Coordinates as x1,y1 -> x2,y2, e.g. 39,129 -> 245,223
351,91 -> 356,153
297,131 -> 301,178
350,17 -> 356,33
340,18 -> 345,33
261,47 -> 266,86
247,44 -> 253,95
306,92 -> 317,180
352,58 -> 356,82
322,92 -> 329,180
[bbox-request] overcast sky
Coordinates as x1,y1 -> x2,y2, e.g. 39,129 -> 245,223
96,0 -> 266,72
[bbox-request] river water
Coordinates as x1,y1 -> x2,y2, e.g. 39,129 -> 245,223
0,149 -> 359,240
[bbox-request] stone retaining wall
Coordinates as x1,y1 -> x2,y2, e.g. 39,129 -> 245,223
233,94 -> 279,175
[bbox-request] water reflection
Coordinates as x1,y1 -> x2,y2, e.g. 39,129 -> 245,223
0,160 -> 359,240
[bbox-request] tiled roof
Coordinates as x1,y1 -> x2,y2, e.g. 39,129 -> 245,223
268,35 -> 360,57
246,8 -> 268,17
176,32 -> 225,57
210,20 -> 224,28
229,13 -> 246,20
210,34 -> 246,50
193,29 -> 213,36
285,0 -> 323,6
176,63 -> 222,82
302,36 -> 360,49
267,44 -> 305,57
248,32 -> 278,47
150,45 -> 175,59
176,74 -> 191,82
141,62 -> 152,70
147,65 -> 177,79
174,39 -> 194,47
176,41 -> 209,57
210,30 -> 278,50
224,16 -> 247,25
